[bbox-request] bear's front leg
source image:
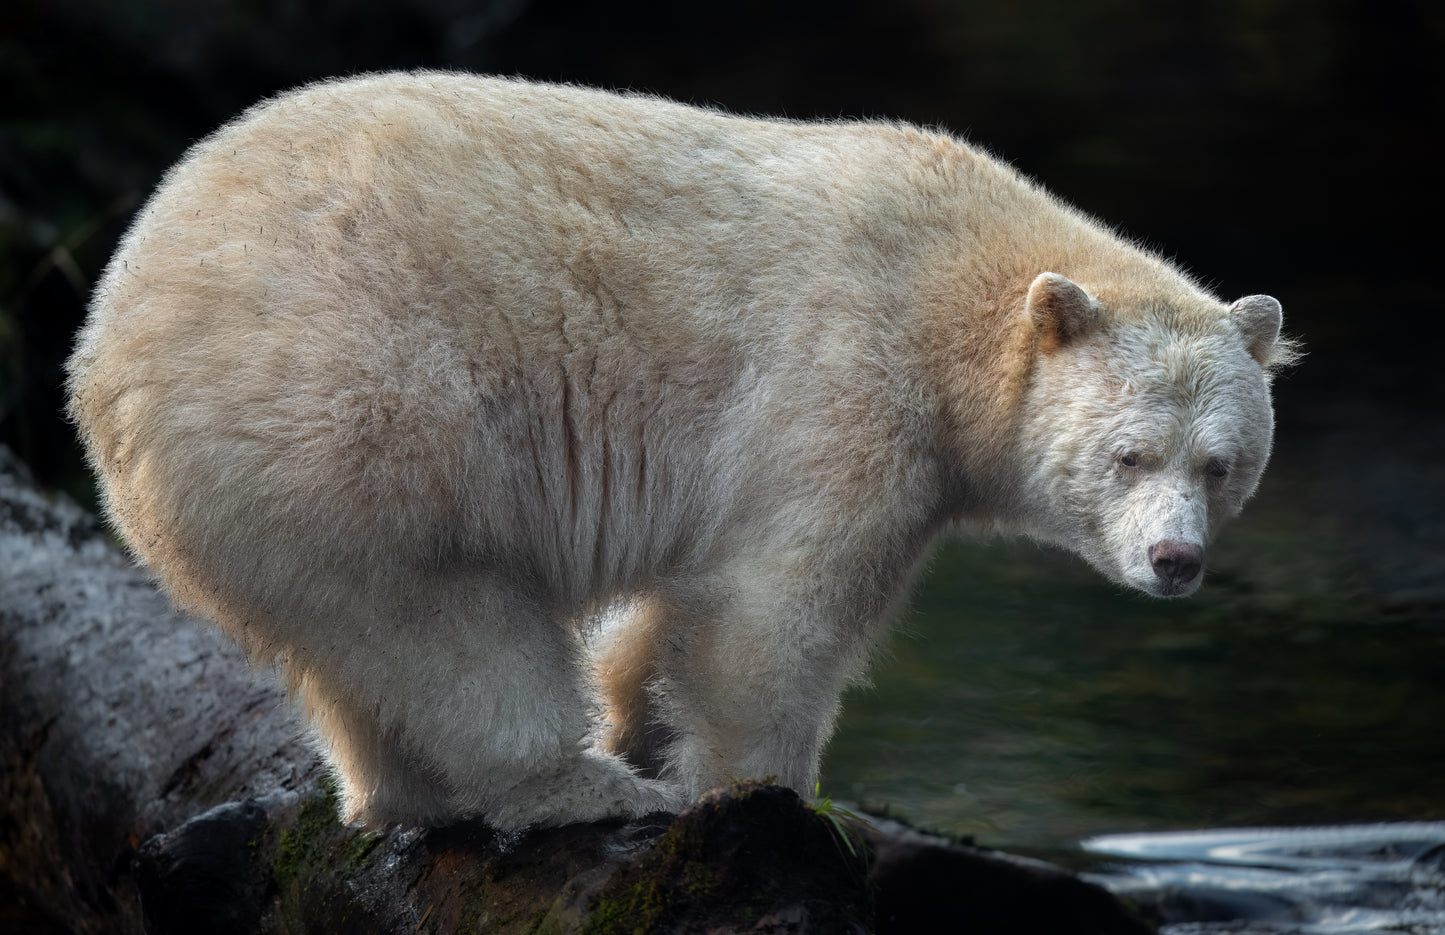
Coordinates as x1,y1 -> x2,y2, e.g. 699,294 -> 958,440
648,554 -> 890,801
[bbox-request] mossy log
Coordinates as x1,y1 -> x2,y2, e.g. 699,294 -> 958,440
0,446 -> 1152,933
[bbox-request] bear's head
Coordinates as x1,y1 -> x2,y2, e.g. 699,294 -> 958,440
1015,272 -> 1289,598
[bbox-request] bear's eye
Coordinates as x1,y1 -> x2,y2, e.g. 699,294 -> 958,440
1118,453 -> 1140,469
1206,459 -> 1230,479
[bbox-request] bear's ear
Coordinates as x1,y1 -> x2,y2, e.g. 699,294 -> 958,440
1027,272 -> 1101,350
1228,294 -> 1283,366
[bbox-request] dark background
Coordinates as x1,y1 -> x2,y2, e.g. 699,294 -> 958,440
3,0 -> 1442,501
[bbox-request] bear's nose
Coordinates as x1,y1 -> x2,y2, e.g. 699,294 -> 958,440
1149,540 -> 1203,589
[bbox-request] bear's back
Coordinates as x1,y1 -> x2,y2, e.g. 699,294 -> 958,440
67,74 -> 961,607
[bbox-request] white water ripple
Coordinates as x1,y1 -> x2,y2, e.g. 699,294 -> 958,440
1081,822 -> 1445,934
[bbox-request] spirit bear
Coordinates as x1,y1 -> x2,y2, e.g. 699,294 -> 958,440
66,72 -> 1291,830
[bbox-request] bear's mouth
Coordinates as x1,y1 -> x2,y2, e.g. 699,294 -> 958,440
1100,551 -> 1205,599
1149,574 -> 1204,599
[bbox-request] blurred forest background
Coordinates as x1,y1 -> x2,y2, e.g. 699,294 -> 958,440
3,0 -> 1443,847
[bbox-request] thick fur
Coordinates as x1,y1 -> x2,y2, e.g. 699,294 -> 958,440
66,72 -> 1290,829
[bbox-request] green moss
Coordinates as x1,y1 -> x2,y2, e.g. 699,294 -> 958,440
582,783 -> 870,933
582,820 -> 718,935
520,906 -> 555,935
271,777 -> 379,894
273,784 -> 338,888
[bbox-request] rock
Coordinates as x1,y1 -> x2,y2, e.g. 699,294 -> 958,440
865,818 -> 1153,934
585,782 -> 873,934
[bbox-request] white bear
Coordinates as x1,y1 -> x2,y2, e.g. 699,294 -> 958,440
65,72 -> 1293,830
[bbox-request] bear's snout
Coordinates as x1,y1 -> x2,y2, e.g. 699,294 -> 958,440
1148,540 -> 1203,593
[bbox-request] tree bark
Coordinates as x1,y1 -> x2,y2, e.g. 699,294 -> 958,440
0,445 -> 1153,933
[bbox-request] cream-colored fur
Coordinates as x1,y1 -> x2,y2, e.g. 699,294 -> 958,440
66,72 -> 1290,829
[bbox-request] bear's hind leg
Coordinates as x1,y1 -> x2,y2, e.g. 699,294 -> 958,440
322,570 -> 685,830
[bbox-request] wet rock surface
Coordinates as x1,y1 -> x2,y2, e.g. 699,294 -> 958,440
868,818 -> 1152,934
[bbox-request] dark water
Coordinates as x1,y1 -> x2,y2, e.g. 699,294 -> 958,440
820,396 -> 1445,929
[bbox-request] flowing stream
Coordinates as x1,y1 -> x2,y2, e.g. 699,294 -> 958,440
1083,823 -> 1445,933
821,409 -> 1445,932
